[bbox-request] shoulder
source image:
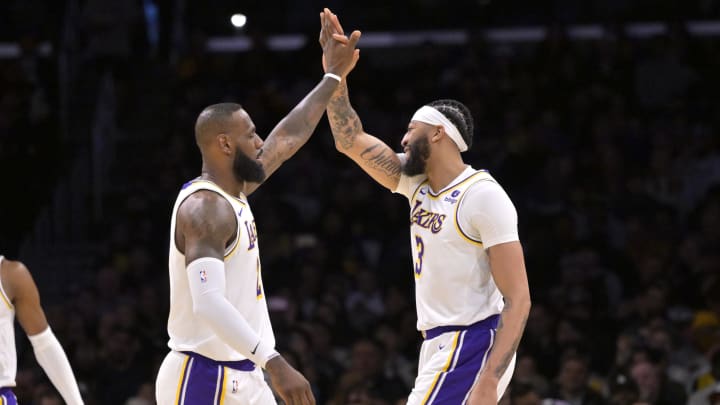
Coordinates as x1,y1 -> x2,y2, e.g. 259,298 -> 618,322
177,190 -> 237,237
1,259 -> 36,303
462,176 -> 511,203
1,259 -> 32,282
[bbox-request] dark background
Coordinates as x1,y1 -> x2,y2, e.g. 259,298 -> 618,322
1,1 -> 719,404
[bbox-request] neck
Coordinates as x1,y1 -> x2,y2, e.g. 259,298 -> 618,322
425,152 -> 466,193
200,164 -> 244,196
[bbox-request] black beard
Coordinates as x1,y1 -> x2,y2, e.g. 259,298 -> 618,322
233,147 -> 266,183
402,136 -> 430,176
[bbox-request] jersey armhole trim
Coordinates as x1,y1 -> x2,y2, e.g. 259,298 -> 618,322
0,258 -> 14,310
453,179 -> 496,246
174,188 -> 241,260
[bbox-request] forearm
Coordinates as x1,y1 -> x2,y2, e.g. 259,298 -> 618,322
482,295 -> 531,380
188,258 -> 277,367
268,76 -> 340,160
327,81 -> 363,151
194,292 -> 277,367
29,327 -> 84,405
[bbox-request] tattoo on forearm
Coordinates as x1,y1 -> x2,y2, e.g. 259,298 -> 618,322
493,298 -> 529,378
360,144 -> 402,176
328,84 -> 361,149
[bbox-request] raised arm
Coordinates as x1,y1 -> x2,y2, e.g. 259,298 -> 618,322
321,10 -> 403,191
178,191 -> 315,405
244,10 -> 361,196
2,260 -> 84,405
327,81 -> 403,191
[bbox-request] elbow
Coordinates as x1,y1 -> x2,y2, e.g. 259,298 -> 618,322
522,295 -> 532,315
334,139 -> 347,153
508,291 -> 532,314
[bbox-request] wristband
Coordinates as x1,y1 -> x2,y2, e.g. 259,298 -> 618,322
324,72 -> 342,82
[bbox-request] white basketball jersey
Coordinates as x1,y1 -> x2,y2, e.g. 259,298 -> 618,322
395,167 -> 519,331
166,179 -> 275,361
0,256 -> 17,387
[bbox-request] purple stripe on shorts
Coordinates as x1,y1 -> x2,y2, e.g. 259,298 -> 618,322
429,323 -> 494,404
183,355 -> 221,404
0,388 -> 18,405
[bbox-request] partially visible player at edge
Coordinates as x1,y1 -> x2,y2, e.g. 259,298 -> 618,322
322,9 -> 531,405
153,9 -> 361,405
0,256 -> 84,405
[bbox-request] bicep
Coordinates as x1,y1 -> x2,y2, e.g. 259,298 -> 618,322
7,262 -> 49,336
342,133 -> 402,191
487,241 -> 529,299
178,191 -> 237,264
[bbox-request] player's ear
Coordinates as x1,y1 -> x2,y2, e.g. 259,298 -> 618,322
431,125 -> 444,143
217,134 -> 233,155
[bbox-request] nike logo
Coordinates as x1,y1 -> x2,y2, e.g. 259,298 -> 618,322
438,344 -> 445,350
250,341 -> 260,355
237,208 -> 243,217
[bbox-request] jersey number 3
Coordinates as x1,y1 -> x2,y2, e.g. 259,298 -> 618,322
414,234 -> 424,278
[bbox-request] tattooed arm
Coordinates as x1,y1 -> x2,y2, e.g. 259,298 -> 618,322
469,240 -> 531,404
327,81 -> 403,191
243,77 -> 341,196
243,9 -> 360,196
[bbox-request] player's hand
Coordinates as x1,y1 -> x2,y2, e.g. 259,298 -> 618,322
467,375 -> 498,405
266,355 -> 316,405
320,8 -> 360,78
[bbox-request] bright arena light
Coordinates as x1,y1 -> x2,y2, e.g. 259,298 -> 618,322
231,14 -> 247,28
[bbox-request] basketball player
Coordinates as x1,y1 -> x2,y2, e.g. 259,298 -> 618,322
0,256 -> 84,404
322,10 -> 531,405
154,10 -> 361,405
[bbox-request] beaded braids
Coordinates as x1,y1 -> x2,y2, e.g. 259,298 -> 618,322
426,99 -> 475,150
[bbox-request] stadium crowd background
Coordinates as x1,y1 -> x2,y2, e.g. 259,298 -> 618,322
1,0 -> 719,404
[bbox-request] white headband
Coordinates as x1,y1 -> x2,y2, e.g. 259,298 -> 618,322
411,106 -> 468,152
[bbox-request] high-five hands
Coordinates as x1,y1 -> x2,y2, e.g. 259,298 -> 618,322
320,8 -> 360,78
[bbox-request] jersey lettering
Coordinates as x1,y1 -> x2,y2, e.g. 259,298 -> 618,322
410,200 -> 446,233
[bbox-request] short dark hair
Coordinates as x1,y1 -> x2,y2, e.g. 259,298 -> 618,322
194,102 -> 244,145
426,99 -> 474,150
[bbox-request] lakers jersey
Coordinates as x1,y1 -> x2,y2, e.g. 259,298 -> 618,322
0,256 -> 17,388
166,179 -> 275,361
394,167 -> 519,331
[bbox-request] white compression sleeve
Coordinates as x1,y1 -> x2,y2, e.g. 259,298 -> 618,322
28,327 -> 84,405
187,258 -> 277,368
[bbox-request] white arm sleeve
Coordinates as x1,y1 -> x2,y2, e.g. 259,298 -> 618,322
28,327 -> 84,405
187,257 -> 278,368
458,181 -> 519,249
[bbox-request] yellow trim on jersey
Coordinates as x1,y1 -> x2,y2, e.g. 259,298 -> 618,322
0,258 -> 13,310
175,355 -> 190,404
454,215 -> 484,246
189,179 -> 248,206
411,180 -> 430,202
219,366 -> 228,404
223,225 -> 242,260
453,178 -> 495,246
425,170 -> 490,200
0,288 -> 11,310
256,258 -> 264,300
421,331 -> 460,405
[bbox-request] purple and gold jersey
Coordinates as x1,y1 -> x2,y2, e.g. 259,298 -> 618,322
166,179 -> 274,361
394,166 -> 519,331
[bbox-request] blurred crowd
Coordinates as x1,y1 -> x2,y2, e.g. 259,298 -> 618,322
2,1 -> 720,405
